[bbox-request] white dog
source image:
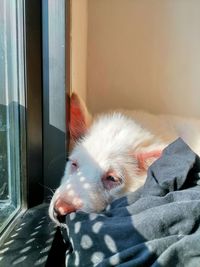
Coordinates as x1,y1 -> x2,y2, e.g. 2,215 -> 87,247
49,93 -> 200,225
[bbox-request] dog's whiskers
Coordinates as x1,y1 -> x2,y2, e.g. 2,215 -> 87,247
39,183 -> 56,195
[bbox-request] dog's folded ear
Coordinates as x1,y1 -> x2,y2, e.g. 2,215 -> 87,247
70,92 -> 92,141
134,150 -> 163,172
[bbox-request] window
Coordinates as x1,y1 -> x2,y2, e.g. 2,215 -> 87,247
0,0 -> 68,264
0,0 -> 26,234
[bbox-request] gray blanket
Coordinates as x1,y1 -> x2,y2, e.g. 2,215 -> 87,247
63,138 -> 200,267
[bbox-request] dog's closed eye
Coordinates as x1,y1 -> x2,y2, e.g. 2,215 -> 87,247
70,160 -> 78,173
106,175 -> 117,182
102,172 -> 122,190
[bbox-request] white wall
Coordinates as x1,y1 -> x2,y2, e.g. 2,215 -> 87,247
87,0 -> 200,117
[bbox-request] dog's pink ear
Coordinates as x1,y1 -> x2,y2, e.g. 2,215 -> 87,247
70,92 -> 92,141
135,150 -> 163,172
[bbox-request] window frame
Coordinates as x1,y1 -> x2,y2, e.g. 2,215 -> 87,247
25,0 -> 44,208
42,0 -> 67,201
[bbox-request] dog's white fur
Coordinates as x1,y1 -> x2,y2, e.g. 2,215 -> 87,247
49,94 -> 200,226
122,109 -> 200,155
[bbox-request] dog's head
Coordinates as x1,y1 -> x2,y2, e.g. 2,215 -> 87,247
49,93 -> 164,225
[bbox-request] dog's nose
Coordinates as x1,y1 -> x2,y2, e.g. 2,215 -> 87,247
54,198 -> 77,215
54,197 -> 83,216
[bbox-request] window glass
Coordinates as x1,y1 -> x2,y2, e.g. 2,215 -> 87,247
0,0 -> 25,233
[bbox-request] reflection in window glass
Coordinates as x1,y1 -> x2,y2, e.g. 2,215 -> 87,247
0,0 -> 25,233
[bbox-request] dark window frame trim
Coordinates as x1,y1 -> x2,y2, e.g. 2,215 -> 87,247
25,0 -> 44,208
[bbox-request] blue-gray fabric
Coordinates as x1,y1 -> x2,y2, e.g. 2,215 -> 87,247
63,138 -> 200,267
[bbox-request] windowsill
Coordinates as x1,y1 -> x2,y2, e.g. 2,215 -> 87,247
0,203 -> 22,237
0,203 -> 66,267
